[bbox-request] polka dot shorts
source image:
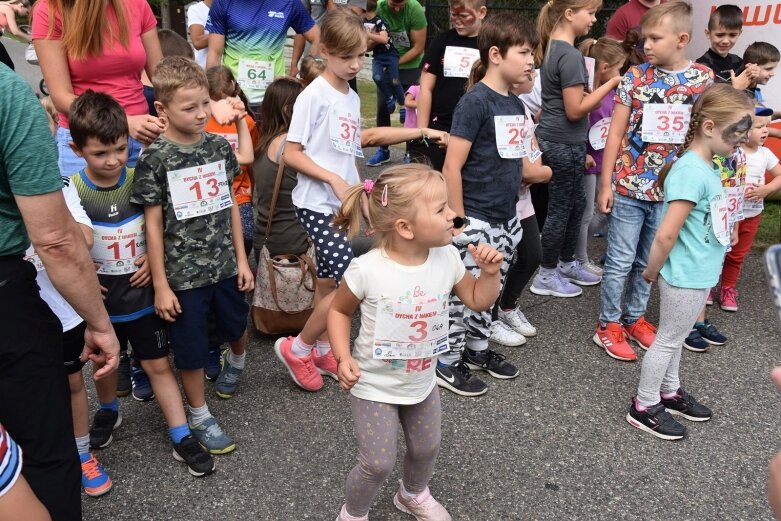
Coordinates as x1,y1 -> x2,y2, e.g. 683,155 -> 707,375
295,207 -> 353,284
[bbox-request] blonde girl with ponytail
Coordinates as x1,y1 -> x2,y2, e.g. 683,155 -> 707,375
627,84 -> 753,441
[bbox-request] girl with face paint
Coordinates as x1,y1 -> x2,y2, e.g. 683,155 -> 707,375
625,83 -> 753,441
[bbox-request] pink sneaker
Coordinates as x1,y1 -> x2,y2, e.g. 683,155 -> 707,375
720,286 -> 738,312
706,288 -> 714,306
273,337 -> 323,392
312,349 -> 338,381
335,504 -> 368,521
392,481 -> 452,521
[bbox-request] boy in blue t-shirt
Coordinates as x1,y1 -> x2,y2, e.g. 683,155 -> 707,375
68,90 -> 215,477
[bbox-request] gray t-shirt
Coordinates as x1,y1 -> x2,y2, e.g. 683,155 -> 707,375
450,82 -> 525,224
536,39 -> 589,144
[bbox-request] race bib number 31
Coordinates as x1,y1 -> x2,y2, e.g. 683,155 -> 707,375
168,160 -> 232,220
641,103 -> 692,144
238,59 -> 273,91
373,298 -> 449,360
443,46 -> 480,78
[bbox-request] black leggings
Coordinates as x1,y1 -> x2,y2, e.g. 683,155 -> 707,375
499,215 -> 542,310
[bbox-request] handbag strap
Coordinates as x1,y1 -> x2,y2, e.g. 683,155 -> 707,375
264,141 -> 286,240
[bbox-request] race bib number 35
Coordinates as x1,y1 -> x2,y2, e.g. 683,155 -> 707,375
641,103 -> 692,144
238,59 -> 273,91
167,160 -> 233,220
373,298 -> 449,360
443,46 -> 479,78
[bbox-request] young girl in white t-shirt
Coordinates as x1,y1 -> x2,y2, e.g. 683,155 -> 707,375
274,9 -> 368,392
328,164 -> 503,521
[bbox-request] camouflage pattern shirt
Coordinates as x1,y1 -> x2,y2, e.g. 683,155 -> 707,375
130,133 -> 241,291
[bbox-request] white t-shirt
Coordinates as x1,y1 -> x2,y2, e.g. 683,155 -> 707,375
24,179 -> 92,332
289,75 -> 361,215
744,146 -> 780,218
343,246 -> 466,405
518,70 -> 542,119
187,1 -> 210,69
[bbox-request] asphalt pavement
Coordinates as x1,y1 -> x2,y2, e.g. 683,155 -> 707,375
3,36 -> 781,521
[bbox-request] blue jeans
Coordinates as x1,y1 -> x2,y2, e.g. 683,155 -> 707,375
599,192 -> 663,325
371,52 -> 406,106
55,127 -> 143,176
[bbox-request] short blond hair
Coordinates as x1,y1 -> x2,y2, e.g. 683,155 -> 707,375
640,0 -> 693,36
320,8 -> 367,55
153,56 -> 209,105
449,0 -> 486,9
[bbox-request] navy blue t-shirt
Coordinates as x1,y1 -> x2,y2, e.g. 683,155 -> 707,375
450,82 -> 525,224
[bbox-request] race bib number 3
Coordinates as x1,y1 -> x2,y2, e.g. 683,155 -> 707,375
92,218 -> 146,275
373,298 -> 449,360
443,46 -> 480,78
329,110 -> 363,157
495,115 -> 529,159
588,117 -> 611,150
710,193 -> 730,246
641,103 -> 692,144
238,59 -> 273,91
168,160 -> 233,220
725,186 -> 745,226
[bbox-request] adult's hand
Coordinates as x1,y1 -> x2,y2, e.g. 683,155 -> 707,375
128,114 -> 165,144
81,325 -> 121,380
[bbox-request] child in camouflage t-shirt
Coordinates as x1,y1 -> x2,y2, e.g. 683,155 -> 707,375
130,57 -> 254,456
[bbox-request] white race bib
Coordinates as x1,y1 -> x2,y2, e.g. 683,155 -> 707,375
329,109 -> 363,157
23,247 -> 45,272
744,196 -> 764,214
214,132 -> 239,152
237,59 -> 273,91
372,298 -> 449,359
495,115 -> 529,159
710,193 -> 730,246
92,216 -> 146,275
526,124 -> 542,163
725,186 -> 745,226
584,56 -> 595,91
588,117 -> 611,150
167,160 -> 233,220
443,46 -> 479,78
389,31 -> 410,48
641,103 -> 692,144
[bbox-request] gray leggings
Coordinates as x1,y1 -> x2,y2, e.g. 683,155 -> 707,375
636,277 -> 708,407
576,174 -> 598,262
344,389 -> 442,517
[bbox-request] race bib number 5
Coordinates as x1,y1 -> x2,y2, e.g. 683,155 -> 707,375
641,103 -> 692,144
373,298 -> 449,360
443,46 -> 479,78
238,59 -> 273,91
167,160 -> 232,220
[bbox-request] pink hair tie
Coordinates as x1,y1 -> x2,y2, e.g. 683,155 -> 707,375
363,179 -> 375,194
381,184 -> 388,207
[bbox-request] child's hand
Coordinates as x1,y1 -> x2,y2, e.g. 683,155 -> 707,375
731,64 -> 759,90
597,189 -> 613,214
337,356 -> 361,390
467,244 -> 503,275
154,287 -> 182,322
210,98 -> 241,125
585,154 -> 596,170
330,176 -> 351,201
226,97 -> 248,120
745,184 -> 767,201
642,268 -> 657,284
237,261 -> 255,292
129,255 -> 152,288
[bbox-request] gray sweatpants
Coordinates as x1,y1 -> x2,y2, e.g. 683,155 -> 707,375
344,389 -> 442,517
636,276 -> 708,407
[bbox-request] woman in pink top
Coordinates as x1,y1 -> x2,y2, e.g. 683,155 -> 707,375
32,0 -> 164,175
0,1 -> 32,42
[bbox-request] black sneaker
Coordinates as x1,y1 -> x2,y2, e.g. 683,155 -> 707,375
116,353 -> 131,397
463,348 -> 519,379
89,409 -> 122,449
173,434 -> 216,477
695,320 -> 727,346
683,329 -> 709,353
626,400 -> 686,440
661,388 -> 712,422
435,361 -> 487,397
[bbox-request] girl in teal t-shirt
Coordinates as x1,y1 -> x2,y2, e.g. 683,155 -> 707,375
625,84 -> 753,441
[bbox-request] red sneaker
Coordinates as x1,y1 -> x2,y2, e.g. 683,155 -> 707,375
720,286 -> 738,312
274,337 -> 324,392
593,322 -> 636,361
312,349 -> 338,381
625,316 -> 656,351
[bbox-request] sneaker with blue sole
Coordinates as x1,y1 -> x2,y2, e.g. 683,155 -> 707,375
215,351 -> 243,399
205,346 -> 222,381
367,147 -> 390,167
131,364 -> 155,402
189,416 -> 236,454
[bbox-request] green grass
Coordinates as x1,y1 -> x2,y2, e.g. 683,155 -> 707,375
755,201 -> 781,249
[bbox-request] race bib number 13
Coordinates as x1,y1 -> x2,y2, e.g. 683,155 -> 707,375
167,160 -> 232,220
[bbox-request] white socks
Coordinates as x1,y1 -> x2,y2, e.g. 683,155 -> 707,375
227,350 -> 246,369
315,340 -> 331,357
188,403 -> 211,426
291,336 -> 314,358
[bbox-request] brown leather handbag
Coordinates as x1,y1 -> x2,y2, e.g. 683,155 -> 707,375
251,147 -> 317,335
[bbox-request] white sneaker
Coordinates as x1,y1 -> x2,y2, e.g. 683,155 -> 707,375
497,307 -> 537,337
582,259 -> 604,277
489,321 -> 526,347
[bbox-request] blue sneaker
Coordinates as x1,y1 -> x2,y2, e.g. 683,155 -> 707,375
367,148 -> 390,167
81,452 -> 112,497
205,347 -> 222,381
131,365 -> 155,402
189,416 -> 236,455
399,107 -> 406,124
683,328 -> 709,353
695,320 -> 727,346
385,96 -> 396,114
215,351 -> 243,399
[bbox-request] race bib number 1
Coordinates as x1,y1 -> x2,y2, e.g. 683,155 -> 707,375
710,193 -> 730,246
641,103 -> 692,144
588,117 -> 611,150
443,46 -> 480,78
168,160 -> 233,220
329,110 -> 363,157
373,298 -> 449,359
495,115 -> 528,159
237,59 -> 273,91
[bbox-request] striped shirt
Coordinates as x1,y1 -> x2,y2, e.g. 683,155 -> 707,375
0,423 -> 22,498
